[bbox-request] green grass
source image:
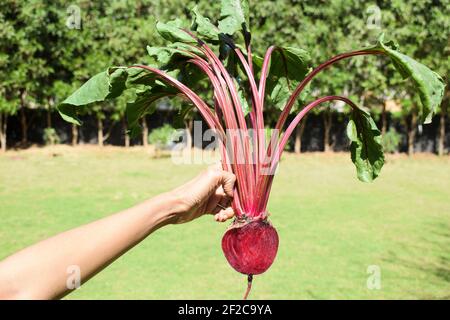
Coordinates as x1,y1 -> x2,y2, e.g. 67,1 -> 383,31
0,146 -> 449,299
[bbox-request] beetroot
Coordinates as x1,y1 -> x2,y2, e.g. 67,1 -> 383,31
222,219 -> 279,299
59,1 -> 445,300
222,219 -> 279,275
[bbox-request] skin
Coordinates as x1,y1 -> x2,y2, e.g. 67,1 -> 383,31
0,166 -> 236,300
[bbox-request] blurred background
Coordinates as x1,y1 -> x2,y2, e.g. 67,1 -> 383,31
0,0 -> 449,299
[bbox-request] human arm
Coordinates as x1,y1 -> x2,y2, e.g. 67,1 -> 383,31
0,166 -> 236,300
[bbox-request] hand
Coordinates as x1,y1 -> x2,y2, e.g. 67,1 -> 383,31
0,166 -> 236,300
167,165 -> 236,224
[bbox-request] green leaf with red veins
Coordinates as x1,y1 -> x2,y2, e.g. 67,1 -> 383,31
126,68 -> 157,87
369,34 -> 445,124
126,85 -> 177,138
191,6 -> 220,42
179,64 -> 207,87
218,0 -> 250,36
156,19 -> 196,44
58,67 -> 128,125
346,108 -> 384,182
266,47 -> 311,111
147,43 -> 204,69
234,79 -> 250,116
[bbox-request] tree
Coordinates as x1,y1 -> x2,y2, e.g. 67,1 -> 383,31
251,0 -> 447,155
364,0 -> 449,155
0,95 -> 17,152
0,0 -> 447,152
141,116 -> 149,147
65,1 -> 185,147
438,94 -> 449,156
293,114 -> 307,154
110,94 -> 133,147
4,1 -> 55,146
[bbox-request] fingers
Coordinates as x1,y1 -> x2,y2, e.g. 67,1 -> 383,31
216,170 -> 236,198
205,165 -> 236,198
214,207 -> 235,222
204,165 -> 236,222
215,185 -> 226,197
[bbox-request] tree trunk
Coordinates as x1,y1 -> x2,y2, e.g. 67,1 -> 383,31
46,97 -> 54,129
0,113 -> 6,153
407,110 -> 417,156
185,118 -> 193,149
142,116 -> 148,147
46,108 -> 52,128
323,111 -> 332,152
381,103 -> 387,136
294,114 -> 308,153
71,123 -> 78,146
20,106 -> 28,146
19,90 -> 28,146
438,101 -> 447,156
123,118 -> 130,148
97,116 -> 104,147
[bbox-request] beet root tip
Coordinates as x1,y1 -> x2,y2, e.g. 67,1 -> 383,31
221,219 -> 279,275
243,274 -> 253,300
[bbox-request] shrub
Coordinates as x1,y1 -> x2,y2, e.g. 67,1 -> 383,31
148,124 -> 175,150
43,128 -> 60,145
382,128 -> 401,154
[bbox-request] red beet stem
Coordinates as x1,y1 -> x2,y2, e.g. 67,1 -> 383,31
243,274 -> 253,300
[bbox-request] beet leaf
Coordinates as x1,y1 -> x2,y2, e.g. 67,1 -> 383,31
347,108 -> 384,182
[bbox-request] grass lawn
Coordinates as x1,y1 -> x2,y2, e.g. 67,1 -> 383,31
0,146 -> 449,299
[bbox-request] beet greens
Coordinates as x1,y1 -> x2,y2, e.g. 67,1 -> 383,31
59,0 -> 445,299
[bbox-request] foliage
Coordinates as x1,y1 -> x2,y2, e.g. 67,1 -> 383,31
148,124 -> 176,149
369,35 -> 445,124
382,128 -> 402,154
58,0 -> 444,219
0,0 -> 446,151
43,128 -> 61,146
347,107 -> 384,182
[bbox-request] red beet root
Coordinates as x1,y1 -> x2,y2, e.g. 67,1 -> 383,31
222,219 -> 279,276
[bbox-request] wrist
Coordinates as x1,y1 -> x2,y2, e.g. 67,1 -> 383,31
148,191 -> 187,225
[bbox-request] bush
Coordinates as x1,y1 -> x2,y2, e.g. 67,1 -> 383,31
148,124 -> 176,150
382,128 -> 401,154
43,128 -> 60,145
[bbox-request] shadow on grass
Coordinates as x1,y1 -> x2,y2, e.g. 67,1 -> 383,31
429,222 -> 450,284
382,220 -> 450,299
